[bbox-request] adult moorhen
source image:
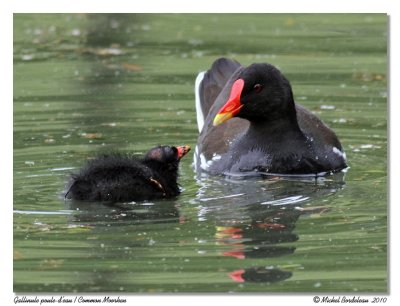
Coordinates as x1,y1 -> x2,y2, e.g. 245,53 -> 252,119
194,58 -> 347,176
65,145 -> 190,202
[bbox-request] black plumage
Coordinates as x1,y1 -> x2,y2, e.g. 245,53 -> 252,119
194,58 -> 347,176
65,145 -> 190,202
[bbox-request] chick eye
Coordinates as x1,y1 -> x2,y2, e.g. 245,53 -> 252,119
253,83 -> 263,93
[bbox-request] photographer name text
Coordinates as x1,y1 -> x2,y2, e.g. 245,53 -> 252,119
313,296 -> 388,304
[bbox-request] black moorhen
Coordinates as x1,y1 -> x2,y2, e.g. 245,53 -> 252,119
194,58 -> 347,176
65,145 -> 190,202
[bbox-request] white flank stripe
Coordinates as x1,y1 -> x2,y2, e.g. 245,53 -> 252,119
333,147 -> 347,162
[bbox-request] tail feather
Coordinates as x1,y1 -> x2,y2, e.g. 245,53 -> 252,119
195,71 -> 206,132
194,58 -> 241,132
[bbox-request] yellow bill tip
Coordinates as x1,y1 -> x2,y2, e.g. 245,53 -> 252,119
213,112 -> 234,126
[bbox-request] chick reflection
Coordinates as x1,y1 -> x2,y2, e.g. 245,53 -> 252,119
63,200 -> 181,291
66,200 -> 180,225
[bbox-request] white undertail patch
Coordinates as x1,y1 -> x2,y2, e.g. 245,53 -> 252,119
193,145 -> 210,171
195,71 -> 206,132
200,153 -> 209,171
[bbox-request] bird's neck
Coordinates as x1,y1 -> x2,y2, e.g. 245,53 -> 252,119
246,112 -> 302,142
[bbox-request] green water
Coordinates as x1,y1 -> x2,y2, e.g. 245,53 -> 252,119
13,13 -> 387,293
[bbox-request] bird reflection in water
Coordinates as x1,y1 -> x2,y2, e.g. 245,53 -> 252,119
196,174 -> 341,284
216,204 -> 300,283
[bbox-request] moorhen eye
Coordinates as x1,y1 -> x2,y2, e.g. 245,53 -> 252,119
253,83 -> 263,93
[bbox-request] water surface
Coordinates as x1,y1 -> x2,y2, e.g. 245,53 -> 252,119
13,13 -> 387,293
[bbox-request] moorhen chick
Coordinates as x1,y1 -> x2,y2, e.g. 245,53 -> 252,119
65,145 -> 190,202
194,58 -> 347,176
